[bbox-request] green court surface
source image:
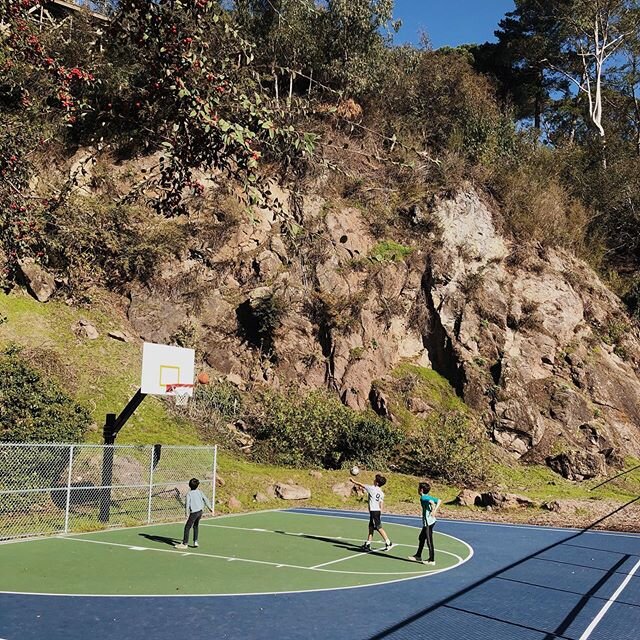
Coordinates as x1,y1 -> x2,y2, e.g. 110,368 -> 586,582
0,510 -> 472,596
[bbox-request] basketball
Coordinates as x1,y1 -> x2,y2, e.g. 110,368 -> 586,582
350,465 -> 360,476
197,371 -> 210,385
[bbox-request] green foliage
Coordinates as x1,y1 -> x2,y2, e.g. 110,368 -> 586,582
0,1 -> 97,285
237,293 -> 286,360
0,346 -> 91,443
249,390 -> 401,469
369,240 -> 413,263
108,0 -> 315,214
372,49 -> 517,168
400,412 -> 487,485
194,381 -> 243,422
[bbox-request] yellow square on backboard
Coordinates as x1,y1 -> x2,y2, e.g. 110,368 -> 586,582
159,365 -> 180,387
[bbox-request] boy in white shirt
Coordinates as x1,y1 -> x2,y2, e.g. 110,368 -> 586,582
175,478 -> 213,549
350,473 -> 394,551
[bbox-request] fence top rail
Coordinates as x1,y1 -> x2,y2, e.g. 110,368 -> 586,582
0,443 -> 216,450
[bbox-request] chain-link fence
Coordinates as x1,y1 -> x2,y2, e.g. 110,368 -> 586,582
0,443 -> 217,541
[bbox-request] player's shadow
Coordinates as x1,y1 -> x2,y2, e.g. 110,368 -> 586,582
274,530 -> 361,551
274,530 -> 405,562
138,533 -> 180,547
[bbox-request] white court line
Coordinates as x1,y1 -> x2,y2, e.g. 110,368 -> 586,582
311,553 -> 366,569
578,557 -> 640,640
201,523 -> 464,562
57,535 -> 432,576
0,508 -> 286,546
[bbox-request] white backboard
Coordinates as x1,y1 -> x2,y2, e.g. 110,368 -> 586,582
141,342 -> 195,396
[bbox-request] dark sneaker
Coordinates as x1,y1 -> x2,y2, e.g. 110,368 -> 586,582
361,543 -> 372,552
382,542 -> 395,551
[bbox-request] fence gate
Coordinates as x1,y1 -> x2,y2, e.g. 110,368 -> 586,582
0,443 -> 217,540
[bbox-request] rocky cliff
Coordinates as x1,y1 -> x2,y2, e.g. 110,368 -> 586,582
117,176 -> 640,481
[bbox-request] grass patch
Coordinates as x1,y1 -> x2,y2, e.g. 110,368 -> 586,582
0,291 -> 201,445
489,457 -> 640,503
369,240 -> 413,263
388,363 -> 469,429
212,451 -> 460,515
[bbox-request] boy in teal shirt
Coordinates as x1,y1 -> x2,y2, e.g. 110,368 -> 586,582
408,482 -> 441,565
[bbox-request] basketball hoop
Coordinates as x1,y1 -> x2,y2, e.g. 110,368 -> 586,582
165,383 -> 194,407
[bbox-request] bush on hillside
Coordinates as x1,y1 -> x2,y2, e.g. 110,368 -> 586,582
0,346 -> 91,443
371,49 -> 517,168
248,389 -> 401,469
490,144 -> 589,249
400,412 -> 487,485
42,196 -> 187,291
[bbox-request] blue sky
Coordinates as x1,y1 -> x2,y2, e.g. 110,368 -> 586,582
392,0 -> 516,48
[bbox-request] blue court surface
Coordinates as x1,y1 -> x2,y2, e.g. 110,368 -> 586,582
1,507 -> 639,639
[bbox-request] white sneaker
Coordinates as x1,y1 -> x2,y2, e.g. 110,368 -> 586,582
425,560 -> 436,565
175,543 -> 188,550
194,541 -> 199,547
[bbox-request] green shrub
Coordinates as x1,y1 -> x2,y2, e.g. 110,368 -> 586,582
0,346 -> 91,511
369,240 -> 413,263
249,390 -> 402,470
0,346 -> 91,444
43,196 -> 187,291
194,381 -> 243,422
400,412 -> 487,485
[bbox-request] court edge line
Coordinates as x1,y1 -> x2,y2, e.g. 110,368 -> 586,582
290,507 -> 640,539
577,557 -> 640,640
200,523 -> 465,562
3,505 -> 635,547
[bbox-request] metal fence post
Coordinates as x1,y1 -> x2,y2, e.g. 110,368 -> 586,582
147,445 -> 155,524
211,445 -> 217,517
63,445 -> 75,534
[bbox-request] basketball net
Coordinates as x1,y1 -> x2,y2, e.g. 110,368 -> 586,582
165,383 -> 194,407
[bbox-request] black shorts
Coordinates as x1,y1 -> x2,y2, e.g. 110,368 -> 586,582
369,511 -> 382,530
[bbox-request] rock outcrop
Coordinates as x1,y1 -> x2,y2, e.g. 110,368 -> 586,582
39,171 -> 637,480
17,258 -> 55,303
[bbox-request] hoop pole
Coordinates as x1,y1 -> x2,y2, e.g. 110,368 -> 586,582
63,445 -> 75,534
211,445 -> 217,517
147,446 -> 155,524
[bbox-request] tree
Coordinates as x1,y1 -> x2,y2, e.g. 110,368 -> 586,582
492,0 -> 640,162
552,0 -> 639,164
319,0 -> 400,96
105,0 -> 316,213
481,1 -> 567,130
232,0 -> 322,102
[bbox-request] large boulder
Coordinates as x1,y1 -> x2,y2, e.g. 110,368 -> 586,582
546,450 -> 607,481
274,483 -> 311,500
17,258 -> 56,302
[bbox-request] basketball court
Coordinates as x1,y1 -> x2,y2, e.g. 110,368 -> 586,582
1,508 -> 638,639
